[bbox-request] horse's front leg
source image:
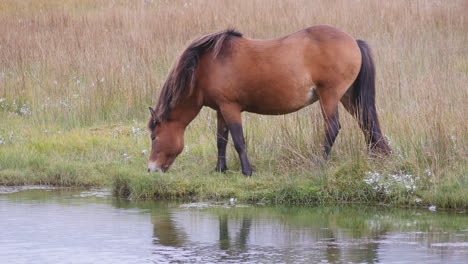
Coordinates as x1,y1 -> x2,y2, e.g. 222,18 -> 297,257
219,105 -> 253,176
215,111 -> 229,172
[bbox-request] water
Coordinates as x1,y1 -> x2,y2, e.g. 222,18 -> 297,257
0,187 -> 467,264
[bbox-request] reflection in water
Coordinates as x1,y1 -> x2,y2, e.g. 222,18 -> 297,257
0,188 -> 467,264
145,203 -> 467,263
218,214 -> 252,254
219,215 -> 230,250
151,203 -> 186,247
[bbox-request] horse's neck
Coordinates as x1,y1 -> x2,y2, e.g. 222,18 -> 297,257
167,92 -> 203,128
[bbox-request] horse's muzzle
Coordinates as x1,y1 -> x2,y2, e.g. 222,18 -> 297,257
148,162 -> 163,173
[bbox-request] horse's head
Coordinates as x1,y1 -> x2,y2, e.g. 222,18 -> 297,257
147,107 -> 184,173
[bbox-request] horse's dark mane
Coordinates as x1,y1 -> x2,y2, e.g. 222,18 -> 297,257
148,29 -> 242,130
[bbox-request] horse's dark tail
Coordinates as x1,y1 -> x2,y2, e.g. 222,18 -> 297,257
351,40 -> 391,154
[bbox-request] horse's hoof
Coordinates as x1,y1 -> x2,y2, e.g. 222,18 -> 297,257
312,157 -> 325,168
242,168 -> 253,177
215,165 -> 228,173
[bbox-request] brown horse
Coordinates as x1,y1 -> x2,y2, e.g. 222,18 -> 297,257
147,25 -> 391,175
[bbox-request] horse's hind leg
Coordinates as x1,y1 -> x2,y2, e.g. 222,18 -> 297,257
216,111 -> 229,172
219,105 -> 253,176
317,89 -> 343,159
321,105 -> 341,159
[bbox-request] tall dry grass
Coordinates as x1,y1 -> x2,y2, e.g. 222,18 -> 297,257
0,0 -> 467,205
1,0 -> 466,122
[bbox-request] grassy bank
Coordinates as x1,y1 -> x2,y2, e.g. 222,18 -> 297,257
1,113 -> 467,209
1,0 -> 467,208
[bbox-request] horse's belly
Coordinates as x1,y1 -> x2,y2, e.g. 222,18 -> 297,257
243,87 -> 318,115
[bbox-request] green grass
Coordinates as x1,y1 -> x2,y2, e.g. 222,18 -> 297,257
1,114 -> 466,209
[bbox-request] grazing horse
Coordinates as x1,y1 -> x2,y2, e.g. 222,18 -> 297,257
147,25 -> 391,176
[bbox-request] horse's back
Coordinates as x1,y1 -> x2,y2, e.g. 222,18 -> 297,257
199,25 -> 362,114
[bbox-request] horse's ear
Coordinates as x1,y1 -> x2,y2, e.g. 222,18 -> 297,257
148,107 -> 159,125
148,107 -> 156,119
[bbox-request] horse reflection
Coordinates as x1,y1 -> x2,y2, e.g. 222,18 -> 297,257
151,206 -> 187,247
149,205 -> 392,263
219,214 -> 252,251
151,209 -> 252,251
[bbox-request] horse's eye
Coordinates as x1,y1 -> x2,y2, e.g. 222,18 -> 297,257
151,136 -> 158,142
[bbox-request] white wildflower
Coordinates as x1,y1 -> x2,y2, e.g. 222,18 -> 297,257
449,135 -> 456,145
19,104 -> 31,116
365,170 -> 419,195
9,132 -> 13,141
414,198 -> 422,203
185,145 -> 190,154
428,205 -> 436,211
0,101 -> 5,108
385,135 -> 392,146
141,149 -> 147,156
123,153 -> 130,160
364,171 -> 380,185
40,103 -> 49,110
59,100 -> 68,108
0,136 -> 5,145
405,184 -> 415,192
131,126 -> 146,136
53,80 -> 58,85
